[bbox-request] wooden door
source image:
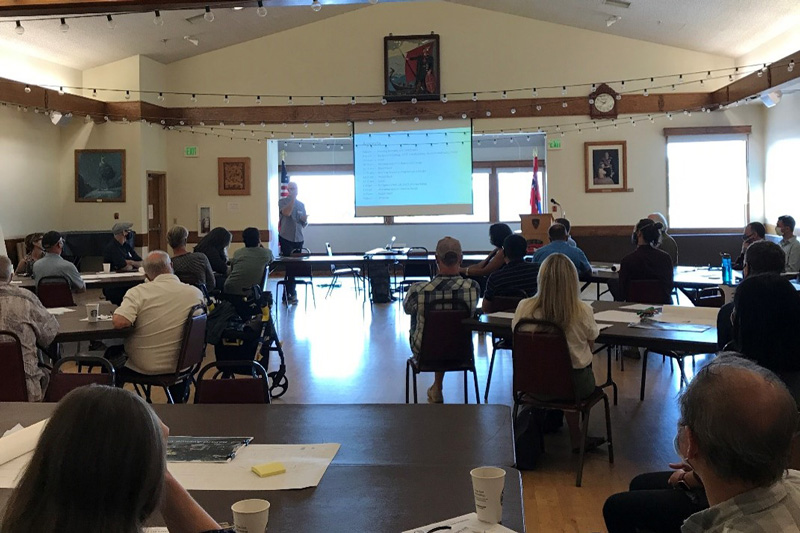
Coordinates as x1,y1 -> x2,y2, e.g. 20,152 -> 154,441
147,172 -> 167,252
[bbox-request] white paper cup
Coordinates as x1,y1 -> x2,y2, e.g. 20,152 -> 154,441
471,466 -> 505,523
102,263 -> 111,273
86,303 -> 100,323
232,498 -> 270,532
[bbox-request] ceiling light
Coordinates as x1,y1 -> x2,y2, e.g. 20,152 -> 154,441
106,15 -> 116,29
606,15 -> 621,27
59,18 -> 69,32
257,1 -> 267,17
369,0 -> 378,4
14,20 -> 24,35
233,6 -> 244,10
604,0 -> 631,8
154,10 -> 164,25
311,0 -> 322,12
184,35 -> 199,46
204,6 -> 215,21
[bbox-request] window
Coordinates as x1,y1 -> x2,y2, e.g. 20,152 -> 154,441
290,173 -> 382,224
393,172 -> 490,223
666,133 -> 748,229
498,168 -> 543,222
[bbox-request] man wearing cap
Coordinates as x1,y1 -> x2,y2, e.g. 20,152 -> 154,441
104,222 -> 142,272
403,236 -> 479,403
31,231 -> 85,292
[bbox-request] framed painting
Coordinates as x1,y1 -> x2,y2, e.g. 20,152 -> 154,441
198,205 -> 211,237
384,34 -> 440,102
585,141 -> 628,193
218,157 -> 251,196
75,149 -> 126,202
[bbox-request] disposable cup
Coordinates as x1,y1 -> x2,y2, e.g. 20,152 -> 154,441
86,303 -> 100,323
102,263 -> 111,273
470,466 -> 505,523
232,498 -> 270,532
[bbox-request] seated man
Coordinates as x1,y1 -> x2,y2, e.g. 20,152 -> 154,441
716,240 -> 784,349
168,225 -> 215,289
777,215 -> 800,272
223,227 -> 274,295
482,234 -> 539,313
0,256 -> 58,401
103,222 -> 142,272
732,221 -> 766,270
604,355 -> 800,533
403,237 -> 479,404
31,231 -> 85,292
531,223 -> 591,279
109,251 -> 204,402
554,217 -> 577,247
648,212 -> 678,266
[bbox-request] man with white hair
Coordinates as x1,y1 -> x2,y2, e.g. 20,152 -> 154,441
108,251 -> 204,401
0,256 -> 58,401
648,212 -> 678,266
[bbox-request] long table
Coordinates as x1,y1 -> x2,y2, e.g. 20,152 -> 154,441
12,271 -> 145,291
0,403 -> 526,532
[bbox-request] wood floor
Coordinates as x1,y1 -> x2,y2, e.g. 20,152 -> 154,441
71,278 -> 711,533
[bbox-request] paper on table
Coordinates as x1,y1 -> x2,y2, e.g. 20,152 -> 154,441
10,281 -> 21,285
486,311 -> 515,320
620,304 -> 661,311
656,305 -> 718,327
79,315 -> 113,322
46,307 -> 76,315
597,323 -> 613,331
403,512 -> 518,533
593,310 -> 639,323
167,443 -> 340,490
0,420 -> 48,489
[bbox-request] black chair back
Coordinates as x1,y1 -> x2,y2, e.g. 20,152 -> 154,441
512,319 -> 577,404
417,299 -> 474,371
195,361 -> 271,404
0,331 -> 28,401
37,276 -> 75,308
45,356 -> 115,402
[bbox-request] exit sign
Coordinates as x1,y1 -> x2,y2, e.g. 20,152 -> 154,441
547,139 -> 563,150
184,146 -> 198,157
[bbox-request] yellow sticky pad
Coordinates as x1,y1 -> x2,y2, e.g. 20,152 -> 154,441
251,462 -> 286,477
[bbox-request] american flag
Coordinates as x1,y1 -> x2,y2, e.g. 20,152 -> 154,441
530,148 -> 542,215
280,158 -> 290,198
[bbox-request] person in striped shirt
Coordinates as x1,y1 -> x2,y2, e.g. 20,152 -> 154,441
482,234 -> 539,313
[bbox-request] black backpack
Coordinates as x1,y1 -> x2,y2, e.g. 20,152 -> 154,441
369,263 -> 392,303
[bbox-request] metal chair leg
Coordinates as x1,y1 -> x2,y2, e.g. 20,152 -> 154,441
405,361 -> 410,404
463,370 -> 468,404
163,386 -> 174,404
412,371 -> 418,404
576,408 -> 592,487
484,346 -> 498,402
603,394 -> 614,464
640,350 -> 649,401
472,369 -> 480,405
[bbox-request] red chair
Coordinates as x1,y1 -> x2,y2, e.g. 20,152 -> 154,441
36,276 -> 75,308
626,279 -> 672,305
194,361 -> 271,404
512,318 -> 613,487
483,290 -> 527,402
0,331 -> 29,401
44,356 -> 115,402
405,299 -> 480,404
117,305 -> 207,404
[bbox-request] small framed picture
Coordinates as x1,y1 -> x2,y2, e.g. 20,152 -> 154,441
198,205 -> 212,237
585,141 -> 628,193
75,149 -> 126,202
218,157 -> 251,196
384,34 -> 440,102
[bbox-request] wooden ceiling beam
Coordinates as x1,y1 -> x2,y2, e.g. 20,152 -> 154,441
712,50 -> 800,106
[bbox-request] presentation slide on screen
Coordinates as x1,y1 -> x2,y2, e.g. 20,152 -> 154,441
353,119 -> 473,217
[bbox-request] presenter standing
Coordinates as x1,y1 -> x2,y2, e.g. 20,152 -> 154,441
278,181 -> 308,304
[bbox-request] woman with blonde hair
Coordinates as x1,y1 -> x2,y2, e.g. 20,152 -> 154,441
512,253 -> 602,451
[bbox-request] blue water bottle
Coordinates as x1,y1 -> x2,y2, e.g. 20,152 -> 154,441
721,253 -> 732,285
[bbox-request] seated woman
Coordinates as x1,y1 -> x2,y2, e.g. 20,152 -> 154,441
194,227 -> 232,291
168,225 -> 215,290
616,218 -> 674,304
459,223 -> 513,292
14,232 -> 44,276
512,253 -> 604,452
1,386 -> 231,533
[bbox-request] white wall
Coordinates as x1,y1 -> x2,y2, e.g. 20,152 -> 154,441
763,91 -> 800,224
0,42 -> 80,91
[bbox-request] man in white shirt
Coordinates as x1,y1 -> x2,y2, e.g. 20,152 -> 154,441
777,215 -> 800,272
109,251 -> 204,401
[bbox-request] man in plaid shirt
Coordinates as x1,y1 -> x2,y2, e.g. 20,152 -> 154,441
403,236 -> 479,403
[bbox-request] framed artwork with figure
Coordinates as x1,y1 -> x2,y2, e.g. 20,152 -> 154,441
384,34 -> 440,102
75,149 -> 126,202
585,141 -> 627,193
218,157 -> 251,196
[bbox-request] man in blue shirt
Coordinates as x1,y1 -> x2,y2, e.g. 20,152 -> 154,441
32,231 -> 86,292
532,224 -> 592,280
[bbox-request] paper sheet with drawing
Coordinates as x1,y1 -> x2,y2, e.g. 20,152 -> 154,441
167,443 -> 340,490
403,512 -> 518,533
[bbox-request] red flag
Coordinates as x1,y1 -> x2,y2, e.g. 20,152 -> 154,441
280,159 -> 290,198
530,153 -> 541,214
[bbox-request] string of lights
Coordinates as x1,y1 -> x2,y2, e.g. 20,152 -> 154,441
15,59 -> 791,109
